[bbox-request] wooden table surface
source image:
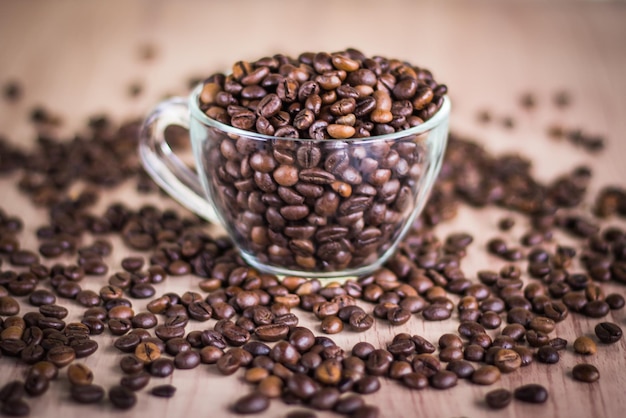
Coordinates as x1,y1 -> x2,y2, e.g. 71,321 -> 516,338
1,1 -> 625,417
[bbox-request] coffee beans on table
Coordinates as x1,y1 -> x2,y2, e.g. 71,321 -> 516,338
0,46 -> 625,418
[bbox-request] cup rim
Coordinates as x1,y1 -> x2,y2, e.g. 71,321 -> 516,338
189,83 -> 450,143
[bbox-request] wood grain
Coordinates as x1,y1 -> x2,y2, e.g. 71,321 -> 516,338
1,1 -> 625,417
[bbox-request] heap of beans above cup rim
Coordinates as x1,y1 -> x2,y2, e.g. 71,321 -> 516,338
198,48 -> 447,139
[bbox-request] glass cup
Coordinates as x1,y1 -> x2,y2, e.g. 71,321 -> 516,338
139,84 -> 450,278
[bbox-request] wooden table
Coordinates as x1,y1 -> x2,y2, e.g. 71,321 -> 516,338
1,1 -> 625,417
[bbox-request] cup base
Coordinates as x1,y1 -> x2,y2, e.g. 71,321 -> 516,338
239,248 -> 395,281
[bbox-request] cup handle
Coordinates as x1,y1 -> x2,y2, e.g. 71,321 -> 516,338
139,97 -> 219,223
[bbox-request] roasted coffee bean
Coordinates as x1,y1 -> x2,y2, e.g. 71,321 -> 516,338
471,365 -> 501,385
120,371 -> 151,391
514,384 -> 548,403
0,398 -> 30,417
287,373 -> 319,400
255,323 -> 289,342
257,375 -> 283,398
151,384 -> 177,398
446,360 -> 475,379
28,361 -> 58,381
119,355 -> 144,374
67,363 -> 94,386
321,315 -> 343,334
109,385 -> 137,409
493,349 -> 522,373
0,296 -> 20,315
485,388 -> 512,409
149,358 -> 175,377
46,345 -> 75,367
536,345 -> 560,364
217,351 -> 241,375
572,364 -> 600,383
23,373 -> 49,397
429,370 -> 458,389
605,293 -> 625,310
594,322 -> 622,343
71,384 -> 105,404
573,336 -> 597,355
174,350 -> 201,369
334,395 -> 365,415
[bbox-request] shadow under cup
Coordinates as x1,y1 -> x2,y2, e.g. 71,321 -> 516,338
143,85 -> 450,279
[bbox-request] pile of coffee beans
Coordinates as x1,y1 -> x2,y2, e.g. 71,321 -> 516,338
1,49 -> 626,418
199,49 -> 446,139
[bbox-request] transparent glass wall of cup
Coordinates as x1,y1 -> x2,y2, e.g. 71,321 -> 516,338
140,84 -> 450,278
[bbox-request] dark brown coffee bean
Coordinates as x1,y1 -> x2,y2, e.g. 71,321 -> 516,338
109,385 -> 137,409
514,384 -> 548,403
120,371 -> 151,391
71,384 -> 105,404
485,388 -> 512,409
149,358 -> 175,377
119,355 -> 144,374
151,384 -> 177,398
572,364 -> 600,383
174,350 -> 201,369
446,360 -> 475,379
606,293 -> 625,310
0,398 -> 30,417
429,370 -> 458,389
334,394 -> 365,415
594,322 -> 622,343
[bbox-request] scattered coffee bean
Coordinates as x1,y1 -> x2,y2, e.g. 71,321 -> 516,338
109,385 -> 137,409
594,322 -> 622,343
232,392 -> 270,414
572,363 -> 600,383
485,388 -> 512,409
70,384 -> 105,404
514,384 -> 549,403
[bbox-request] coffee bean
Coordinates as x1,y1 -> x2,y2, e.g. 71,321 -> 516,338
0,398 -> 30,416
174,350 -> 201,369
151,384 -> 177,398
537,346 -> 560,364
471,365 -> 501,385
120,371 -> 150,391
446,360 -> 475,379
594,322 -> 622,343
149,358 -> 175,378
514,384 -> 548,403
485,388 -> 512,409
429,370 -> 458,389
493,349 -> 522,373
0,295 -> 20,315
572,363 -> 600,383
67,363 -> 94,386
334,394 -> 365,415
109,385 -> 137,409
573,336 -> 597,355
71,384 -> 105,404
232,392 -> 270,414
603,292 -> 624,310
